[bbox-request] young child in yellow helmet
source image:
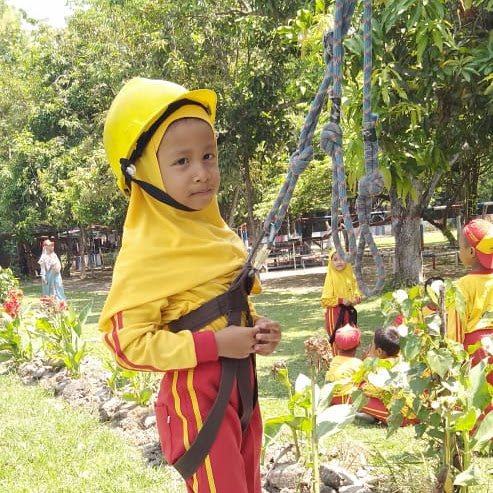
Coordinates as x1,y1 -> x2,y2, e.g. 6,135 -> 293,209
99,77 -> 281,493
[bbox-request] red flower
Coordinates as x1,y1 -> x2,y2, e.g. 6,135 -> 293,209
2,288 -> 23,318
8,288 -> 23,301
57,300 -> 69,312
3,300 -> 20,318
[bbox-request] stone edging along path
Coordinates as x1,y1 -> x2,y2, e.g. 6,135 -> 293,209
13,355 -> 379,493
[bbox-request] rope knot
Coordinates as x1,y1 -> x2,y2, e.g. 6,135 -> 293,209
358,169 -> 384,197
320,122 -> 342,156
289,146 -> 313,175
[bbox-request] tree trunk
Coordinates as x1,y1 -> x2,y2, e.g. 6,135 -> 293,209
79,226 -> 87,279
243,157 -> 255,226
242,156 -> 260,243
227,185 -> 241,228
391,191 -> 423,287
390,173 -> 442,286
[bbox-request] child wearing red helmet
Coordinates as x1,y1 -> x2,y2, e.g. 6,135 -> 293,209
447,218 -> 493,386
325,324 -> 363,404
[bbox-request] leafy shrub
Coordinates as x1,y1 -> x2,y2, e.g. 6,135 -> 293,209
0,267 -> 19,303
0,287 -> 33,365
103,357 -> 160,407
374,285 -> 493,491
33,296 -> 90,377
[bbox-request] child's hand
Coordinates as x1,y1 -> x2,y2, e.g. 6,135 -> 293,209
253,317 -> 281,356
353,296 -> 361,305
361,345 -> 370,359
215,325 -> 259,359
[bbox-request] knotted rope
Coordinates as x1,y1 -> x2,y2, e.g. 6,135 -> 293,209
320,0 -> 385,295
354,0 -> 385,295
249,0 -> 385,297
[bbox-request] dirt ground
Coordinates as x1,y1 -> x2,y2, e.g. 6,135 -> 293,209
61,256 -> 469,295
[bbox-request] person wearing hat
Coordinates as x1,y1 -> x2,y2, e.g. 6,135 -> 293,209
325,324 -> 363,405
447,218 -> 493,387
38,239 -> 66,302
98,77 -> 281,493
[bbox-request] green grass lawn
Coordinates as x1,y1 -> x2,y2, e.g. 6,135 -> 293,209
0,373 -> 184,493
3,259 -> 492,493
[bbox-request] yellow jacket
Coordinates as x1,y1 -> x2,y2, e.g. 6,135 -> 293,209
325,355 -> 363,396
99,104 -> 259,372
321,252 -> 361,308
447,270 -> 493,343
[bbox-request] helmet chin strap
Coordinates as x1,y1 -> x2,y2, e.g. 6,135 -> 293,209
120,159 -> 196,212
118,98 -> 211,212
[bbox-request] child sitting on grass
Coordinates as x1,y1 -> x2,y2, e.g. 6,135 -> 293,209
325,324 -> 363,404
357,326 -> 418,426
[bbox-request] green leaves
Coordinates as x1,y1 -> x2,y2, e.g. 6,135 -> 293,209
265,364 -> 352,462
33,299 -> 90,376
315,404 -> 355,439
426,348 -> 454,379
377,280 -> 493,487
470,411 -> 493,452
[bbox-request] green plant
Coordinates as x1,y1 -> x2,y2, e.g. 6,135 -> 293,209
34,297 -> 90,376
0,267 -> 18,302
0,287 -> 33,365
103,357 -> 159,407
264,337 -> 356,493
372,285 -> 493,492
121,370 -> 159,407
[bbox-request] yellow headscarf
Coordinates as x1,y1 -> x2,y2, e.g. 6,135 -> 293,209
99,104 -> 247,328
321,249 -> 361,303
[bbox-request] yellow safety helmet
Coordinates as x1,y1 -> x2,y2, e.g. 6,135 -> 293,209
103,77 -> 217,196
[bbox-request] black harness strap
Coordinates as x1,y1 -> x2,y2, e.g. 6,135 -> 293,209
172,357 -> 238,480
169,264 -> 257,480
329,304 -> 358,345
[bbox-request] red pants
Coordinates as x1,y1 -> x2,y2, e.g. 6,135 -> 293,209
325,306 -> 355,355
330,395 -> 352,405
360,397 -> 419,426
155,359 -> 262,493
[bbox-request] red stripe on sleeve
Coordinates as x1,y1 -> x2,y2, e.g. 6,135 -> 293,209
109,312 -> 161,372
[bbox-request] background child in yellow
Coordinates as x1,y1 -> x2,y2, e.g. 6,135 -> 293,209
99,77 -> 281,493
447,218 -> 493,388
321,249 -> 361,354
358,326 -> 418,426
325,324 -> 363,404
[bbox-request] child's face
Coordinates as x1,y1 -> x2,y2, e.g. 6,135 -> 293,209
331,252 -> 346,271
157,118 -> 219,211
458,231 -> 475,267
